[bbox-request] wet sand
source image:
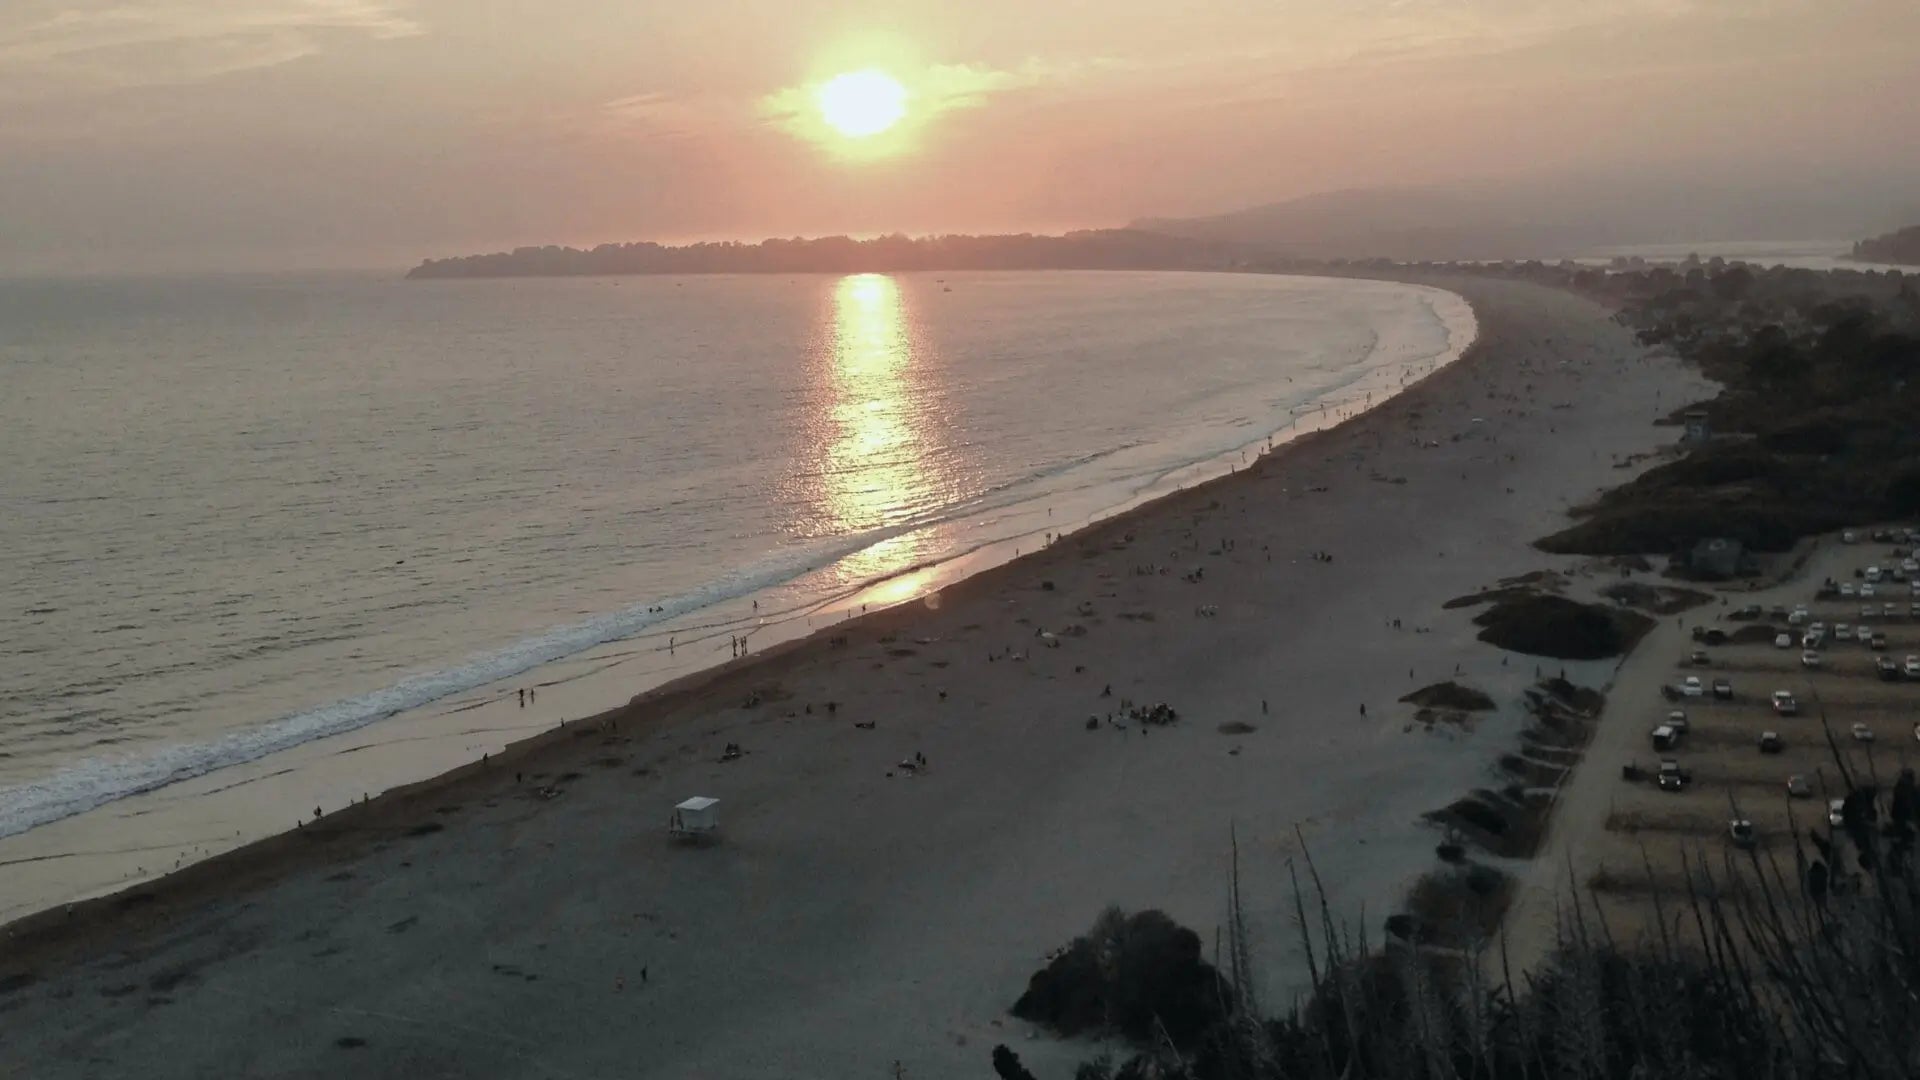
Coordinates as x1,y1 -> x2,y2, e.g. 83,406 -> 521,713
0,276 -> 1712,1079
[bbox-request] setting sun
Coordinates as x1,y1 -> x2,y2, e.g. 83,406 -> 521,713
816,70 -> 908,138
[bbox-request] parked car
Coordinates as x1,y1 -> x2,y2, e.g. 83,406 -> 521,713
1851,722 -> 1875,742
1651,724 -> 1679,750
1774,632 -> 1793,648
1861,604 -> 1877,619
1666,710 -> 1689,732
1865,567 -> 1882,585
1830,798 -> 1847,826
1657,760 -> 1692,791
1787,775 -> 1812,798
1884,603 -> 1898,618
1906,655 -> 1920,678
1841,582 -> 1857,597
1878,656 -> 1900,680
1802,649 -> 1823,668
1689,648 -> 1709,666
1759,731 -> 1784,754
1712,678 -> 1733,700
1872,633 -> 1889,651
1729,819 -> 1757,848
1836,622 -> 1852,640
1771,690 -> 1798,715
1857,625 -> 1875,642
1680,676 -> 1704,698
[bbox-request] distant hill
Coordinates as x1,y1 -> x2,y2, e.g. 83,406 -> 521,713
406,230 -> 1246,279
1852,225 -> 1920,266
1135,177 -> 1920,262
1133,187 -> 1583,262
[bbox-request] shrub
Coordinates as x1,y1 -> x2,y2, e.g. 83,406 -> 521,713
1011,907 -> 1235,1049
1471,593 -> 1654,659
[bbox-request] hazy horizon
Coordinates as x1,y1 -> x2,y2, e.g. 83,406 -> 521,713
5,0 -> 1920,273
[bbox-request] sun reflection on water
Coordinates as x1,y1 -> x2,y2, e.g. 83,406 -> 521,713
814,273 -> 936,584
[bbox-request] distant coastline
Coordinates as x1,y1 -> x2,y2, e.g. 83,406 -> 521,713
1849,224 -> 1920,267
404,228 -> 1246,279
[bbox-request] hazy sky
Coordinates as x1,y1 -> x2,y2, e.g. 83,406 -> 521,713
2,0 -> 1917,271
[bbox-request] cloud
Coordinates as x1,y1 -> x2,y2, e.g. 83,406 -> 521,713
0,0 -> 421,97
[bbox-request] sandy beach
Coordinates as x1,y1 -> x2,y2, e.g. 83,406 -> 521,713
0,276 -> 1714,1079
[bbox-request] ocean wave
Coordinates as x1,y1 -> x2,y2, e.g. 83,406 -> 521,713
0,523 -> 913,840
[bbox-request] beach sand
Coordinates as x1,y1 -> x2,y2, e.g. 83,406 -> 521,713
0,277 -> 1712,1079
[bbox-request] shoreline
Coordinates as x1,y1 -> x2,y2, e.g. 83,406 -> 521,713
0,275 -> 1472,923
0,278 -> 1473,946
0,274 -> 1716,1080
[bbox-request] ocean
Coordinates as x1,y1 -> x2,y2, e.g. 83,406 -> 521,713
0,269 -> 1471,914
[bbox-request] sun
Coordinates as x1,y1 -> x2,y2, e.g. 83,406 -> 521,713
816,70 -> 908,138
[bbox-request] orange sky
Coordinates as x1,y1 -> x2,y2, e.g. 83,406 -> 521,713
2,0 -> 1918,271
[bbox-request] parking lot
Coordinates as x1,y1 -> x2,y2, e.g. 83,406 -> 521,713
1578,531 -> 1920,932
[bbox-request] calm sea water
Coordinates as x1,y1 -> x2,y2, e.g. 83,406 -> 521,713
0,270 -> 1467,847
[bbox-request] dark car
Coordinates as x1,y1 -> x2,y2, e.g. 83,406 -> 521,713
1712,678 -> 1733,700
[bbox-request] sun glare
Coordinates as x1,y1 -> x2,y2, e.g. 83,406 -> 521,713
816,70 -> 908,138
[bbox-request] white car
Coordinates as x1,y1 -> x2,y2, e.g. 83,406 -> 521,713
1836,622 -> 1851,640
1857,625 -> 1875,642
1840,583 -> 1857,597
1865,569 -> 1881,586
1863,583 -> 1878,598
1802,650 -> 1823,668
1771,690 -> 1798,715
1681,676 -> 1704,697
1906,655 -> 1920,678
1774,633 -> 1793,648
1830,798 -> 1847,826
1852,722 -> 1875,742
1904,559 -> 1919,575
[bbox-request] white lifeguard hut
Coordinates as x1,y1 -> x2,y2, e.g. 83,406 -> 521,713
669,796 -> 720,843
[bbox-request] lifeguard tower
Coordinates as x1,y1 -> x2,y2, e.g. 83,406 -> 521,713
669,796 -> 720,843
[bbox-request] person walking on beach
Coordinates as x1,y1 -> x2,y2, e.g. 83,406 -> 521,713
518,688 -> 525,708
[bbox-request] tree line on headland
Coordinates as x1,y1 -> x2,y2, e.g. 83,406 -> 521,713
1852,224 -> 1920,267
405,229 -> 1248,279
